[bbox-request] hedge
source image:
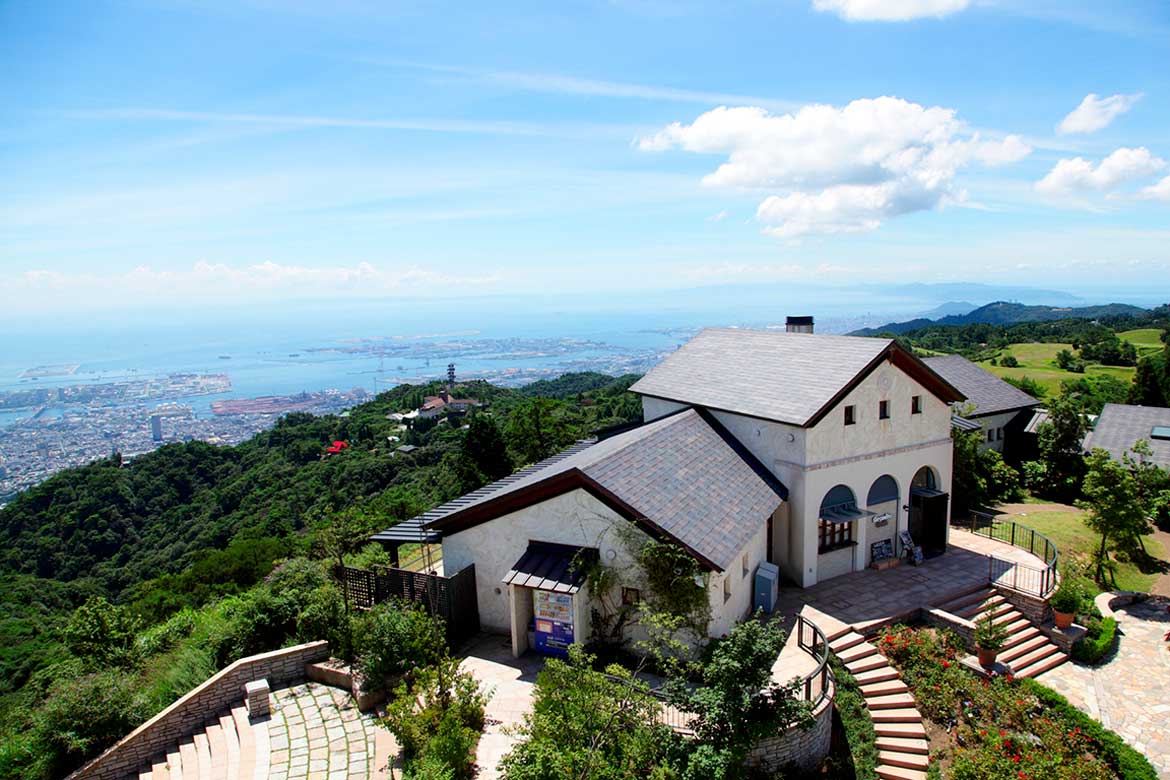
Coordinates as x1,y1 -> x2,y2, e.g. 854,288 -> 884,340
1019,678 -> 1158,780
1071,616 -> 1118,664
825,657 -> 878,780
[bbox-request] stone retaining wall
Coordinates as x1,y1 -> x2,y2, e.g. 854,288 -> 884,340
993,583 -> 1052,625
745,684 -> 835,772
923,607 -> 977,649
67,641 -> 330,780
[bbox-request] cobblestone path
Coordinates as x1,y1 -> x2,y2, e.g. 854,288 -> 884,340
268,681 -> 392,780
1043,595 -> 1170,779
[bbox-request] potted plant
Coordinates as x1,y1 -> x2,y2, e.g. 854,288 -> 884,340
1049,581 -> 1081,629
975,613 -> 1009,668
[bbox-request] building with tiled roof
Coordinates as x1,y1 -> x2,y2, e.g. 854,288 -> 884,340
375,321 -> 965,658
922,355 -> 1040,454
1084,403 -> 1170,469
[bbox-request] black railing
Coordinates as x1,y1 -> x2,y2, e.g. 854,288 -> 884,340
794,613 -> 833,710
955,511 -> 1059,597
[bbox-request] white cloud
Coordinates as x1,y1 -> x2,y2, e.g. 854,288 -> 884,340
706,210 -> 729,222
1035,147 -> 1166,194
5,261 -> 502,308
639,97 -> 1030,238
1140,175 -> 1170,201
1057,93 -> 1143,135
812,0 -> 970,22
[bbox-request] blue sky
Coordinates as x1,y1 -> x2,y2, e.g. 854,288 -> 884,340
1,0 -> 1168,316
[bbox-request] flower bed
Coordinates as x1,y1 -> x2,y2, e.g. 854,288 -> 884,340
876,625 -> 1156,780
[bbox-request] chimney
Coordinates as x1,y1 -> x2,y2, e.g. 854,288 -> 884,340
786,315 -> 814,334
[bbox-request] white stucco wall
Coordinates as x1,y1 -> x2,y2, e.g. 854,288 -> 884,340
440,488 -> 764,644
706,519 -> 769,637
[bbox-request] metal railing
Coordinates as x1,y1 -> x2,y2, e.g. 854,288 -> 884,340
793,613 -> 833,710
955,511 -> 1059,597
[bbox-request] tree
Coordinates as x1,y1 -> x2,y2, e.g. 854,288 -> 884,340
315,507 -> 380,659
1129,343 -> 1170,407
462,415 -> 513,481
1024,395 -> 1088,501
950,428 -> 1022,515
1060,375 -> 1130,416
63,596 -> 140,669
506,399 -> 571,465
666,615 -> 812,780
1078,449 -> 1151,583
499,646 -> 673,780
999,354 -> 1019,368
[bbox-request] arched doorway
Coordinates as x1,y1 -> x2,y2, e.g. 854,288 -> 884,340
908,465 -> 948,557
866,475 -> 899,565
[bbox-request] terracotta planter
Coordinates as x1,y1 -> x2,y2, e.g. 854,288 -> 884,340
1054,610 -> 1074,629
977,647 -> 998,668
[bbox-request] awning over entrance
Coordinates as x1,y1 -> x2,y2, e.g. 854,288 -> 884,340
503,542 -> 598,594
819,503 -> 874,524
910,486 -> 948,499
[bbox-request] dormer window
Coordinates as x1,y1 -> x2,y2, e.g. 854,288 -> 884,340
879,400 -> 890,420
911,395 -> 922,414
844,405 -> 856,426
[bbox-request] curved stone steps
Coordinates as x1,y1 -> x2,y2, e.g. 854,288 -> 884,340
936,587 -> 1068,679
830,628 -> 929,780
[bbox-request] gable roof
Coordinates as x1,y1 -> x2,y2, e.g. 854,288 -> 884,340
1084,403 -> 1170,469
404,407 -> 788,571
629,327 -> 963,427
921,355 -> 1039,418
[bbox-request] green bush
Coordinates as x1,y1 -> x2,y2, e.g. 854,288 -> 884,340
357,601 -> 445,690
1049,580 -> 1082,614
1019,678 -> 1157,780
137,607 -> 197,657
1071,616 -> 1118,664
63,597 -> 141,669
823,657 -> 877,780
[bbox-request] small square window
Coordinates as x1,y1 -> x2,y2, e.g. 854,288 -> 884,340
621,587 -> 641,606
742,553 -> 749,578
911,395 -> 922,414
844,405 -> 856,425
879,400 -> 890,420
987,429 -> 995,443
722,577 -> 732,603
997,428 -> 1004,441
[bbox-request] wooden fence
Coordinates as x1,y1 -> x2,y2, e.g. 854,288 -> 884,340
343,563 -> 480,646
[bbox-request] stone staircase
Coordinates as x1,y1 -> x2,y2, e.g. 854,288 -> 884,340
828,626 -> 930,780
137,704 -> 267,780
935,588 -> 1068,679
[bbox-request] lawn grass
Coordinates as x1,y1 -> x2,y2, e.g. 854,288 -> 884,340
1118,328 -> 1166,357
976,342 -> 1136,397
993,502 -> 1168,594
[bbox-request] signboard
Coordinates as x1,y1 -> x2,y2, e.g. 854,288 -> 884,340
533,590 -> 574,656
870,539 -> 893,563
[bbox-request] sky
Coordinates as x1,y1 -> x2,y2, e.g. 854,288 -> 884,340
1,0 -> 1169,318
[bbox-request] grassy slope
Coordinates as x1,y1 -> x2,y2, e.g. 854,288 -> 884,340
995,501 -> 1168,593
976,342 -> 1135,396
1118,328 -> 1165,357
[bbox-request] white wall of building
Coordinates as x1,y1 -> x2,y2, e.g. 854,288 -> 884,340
970,410 -> 1019,453
440,487 -> 765,645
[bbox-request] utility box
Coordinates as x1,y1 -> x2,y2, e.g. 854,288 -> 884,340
754,562 -> 780,614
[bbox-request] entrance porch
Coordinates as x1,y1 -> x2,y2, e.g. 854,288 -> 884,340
773,529 -> 1050,634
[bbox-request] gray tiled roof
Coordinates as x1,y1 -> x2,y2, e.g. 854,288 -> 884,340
402,408 -> 787,571
1084,403 -> 1170,468
922,355 -> 1039,417
629,327 -> 894,426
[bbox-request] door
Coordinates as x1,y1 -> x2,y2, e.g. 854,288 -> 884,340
909,490 -> 948,557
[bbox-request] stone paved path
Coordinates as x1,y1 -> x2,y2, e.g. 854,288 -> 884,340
1043,595 -> 1170,779
267,681 -> 392,780
459,634 -> 543,780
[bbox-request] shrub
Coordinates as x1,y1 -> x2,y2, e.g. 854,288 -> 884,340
1049,580 -> 1082,614
63,597 -> 140,669
974,613 -> 1008,651
137,607 -> 197,657
1019,678 -> 1157,780
382,655 -> 487,780
1071,617 -> 1117,664
357,601 -> 445,690
1000,354 -> 1019,367
824,658 -> 877,780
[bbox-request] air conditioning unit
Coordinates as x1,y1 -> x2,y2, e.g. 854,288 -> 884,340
754,562 -> 780,614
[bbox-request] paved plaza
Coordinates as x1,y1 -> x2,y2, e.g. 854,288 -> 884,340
1043,595 -> 1170,780
267,682 -> 394,780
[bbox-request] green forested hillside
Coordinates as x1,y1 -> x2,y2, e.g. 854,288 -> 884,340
0,376 -> 642,696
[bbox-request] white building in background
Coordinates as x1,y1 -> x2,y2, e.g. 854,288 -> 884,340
375,320 -> 966,657
921,355 -> 1040,454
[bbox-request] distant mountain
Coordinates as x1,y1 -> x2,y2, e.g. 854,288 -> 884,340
849,301 -> 1149,336
918,301 -> 978,319
886,283 -> 1083,306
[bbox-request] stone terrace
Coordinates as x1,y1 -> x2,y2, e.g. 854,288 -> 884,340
773,529 -> 1048,633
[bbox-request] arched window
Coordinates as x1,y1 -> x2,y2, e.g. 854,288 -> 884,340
867,475 -> 899,506
912,466 -> 938,491
819,485 -> 857,552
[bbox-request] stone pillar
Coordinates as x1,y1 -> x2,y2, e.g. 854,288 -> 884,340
244,679 -> 270,718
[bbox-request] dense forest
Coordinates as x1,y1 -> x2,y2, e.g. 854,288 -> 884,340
0,373 -> 640,722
